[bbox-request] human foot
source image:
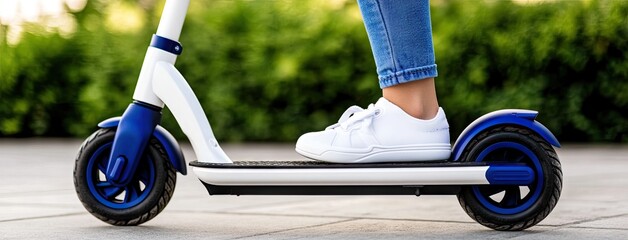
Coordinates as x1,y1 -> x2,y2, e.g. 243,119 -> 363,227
295,98 -> 451,163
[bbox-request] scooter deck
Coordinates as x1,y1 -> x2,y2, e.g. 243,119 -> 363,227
189,160 -> 481,168
190,160 -> 530,196
202,183 -> 461,196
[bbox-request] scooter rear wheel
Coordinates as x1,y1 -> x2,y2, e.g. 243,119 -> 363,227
457,126 -> 562,231
73,128 -> 176,226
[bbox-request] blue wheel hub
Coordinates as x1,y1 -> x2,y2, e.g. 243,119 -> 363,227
86,143 -> 156,209
472,142 -> 543,215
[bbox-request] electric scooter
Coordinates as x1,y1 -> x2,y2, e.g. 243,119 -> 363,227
73,0 -> 562,231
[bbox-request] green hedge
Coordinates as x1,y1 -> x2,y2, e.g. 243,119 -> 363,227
431,0 -> 628,142
1,0 -> 627,142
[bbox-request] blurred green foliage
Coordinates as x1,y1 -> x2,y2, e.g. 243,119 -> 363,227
0,0 -> 627,142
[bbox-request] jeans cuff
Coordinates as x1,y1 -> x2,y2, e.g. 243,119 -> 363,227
379,64 -> 438,89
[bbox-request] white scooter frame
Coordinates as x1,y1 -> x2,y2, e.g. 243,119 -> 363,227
131,0 -> 530,187
74,0 -> 563,230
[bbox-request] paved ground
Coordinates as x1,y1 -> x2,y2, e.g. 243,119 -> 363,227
1,139 -> 627,239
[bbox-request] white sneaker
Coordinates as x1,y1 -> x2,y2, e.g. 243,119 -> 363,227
295,98 -> 451,163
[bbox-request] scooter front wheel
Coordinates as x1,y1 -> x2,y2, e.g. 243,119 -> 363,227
73,128 -> 176,226
457,126 -> 562,231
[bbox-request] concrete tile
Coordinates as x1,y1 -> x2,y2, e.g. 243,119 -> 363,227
228,196 -> 474,223
0,190 -> 81,207
570,214 -> 628,230
510,227 -> 628,240
541,199 -> 628,226
0,204 -> 82,222
252,218 -> 556,240
0,211 -> 347,240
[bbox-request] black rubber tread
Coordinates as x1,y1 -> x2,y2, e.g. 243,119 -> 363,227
456,126 -> 562,231
73,128 -> 177,226
189,160 -> 489,169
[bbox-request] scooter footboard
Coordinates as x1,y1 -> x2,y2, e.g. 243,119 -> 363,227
202,184 -> 462,196
190,161 -> 533,195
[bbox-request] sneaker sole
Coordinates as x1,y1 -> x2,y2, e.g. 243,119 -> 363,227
295,144 -> 451,164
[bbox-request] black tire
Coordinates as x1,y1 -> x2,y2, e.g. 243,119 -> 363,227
73,128 -> 177,226
457,126 -> 562,231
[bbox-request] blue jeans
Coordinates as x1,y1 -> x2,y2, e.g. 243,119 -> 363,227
357,0 -> 437,89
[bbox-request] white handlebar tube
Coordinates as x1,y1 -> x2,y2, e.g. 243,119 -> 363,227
155,0 -> 190,41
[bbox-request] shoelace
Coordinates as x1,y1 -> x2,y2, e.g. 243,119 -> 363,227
326,104 -> 381,131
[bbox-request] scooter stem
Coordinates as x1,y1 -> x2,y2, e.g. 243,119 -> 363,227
106,0 -> 192,186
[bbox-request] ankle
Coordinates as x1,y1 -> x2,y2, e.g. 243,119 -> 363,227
382,78 -> 440,120
384,97 -> 439,120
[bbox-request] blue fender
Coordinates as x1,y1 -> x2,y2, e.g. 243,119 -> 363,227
98,117 -> 187,175
451,109 -> 560,161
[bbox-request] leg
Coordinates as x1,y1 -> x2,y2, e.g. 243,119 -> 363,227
359,0 -> 439,119
295,0 -> 450,163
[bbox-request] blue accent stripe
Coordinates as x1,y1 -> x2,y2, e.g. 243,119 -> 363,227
486,165 -> 534,185
150,34 -> 183,55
